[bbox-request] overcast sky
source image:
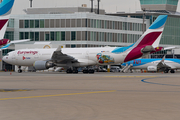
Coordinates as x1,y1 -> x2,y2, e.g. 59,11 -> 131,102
10,0 -> 180,14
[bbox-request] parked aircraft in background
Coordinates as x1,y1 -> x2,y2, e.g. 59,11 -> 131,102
0,0 -> 14,39
0,39 -> 31,51
121,56 -> 180,73
3,15 -> 168,73
0,0 -> 30,51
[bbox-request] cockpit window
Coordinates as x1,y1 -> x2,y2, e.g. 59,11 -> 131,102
6,54 -> 9,56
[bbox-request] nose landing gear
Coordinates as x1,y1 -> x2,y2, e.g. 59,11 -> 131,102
18,66 -> 22,73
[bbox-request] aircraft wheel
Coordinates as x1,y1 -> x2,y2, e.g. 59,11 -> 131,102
66,69 -> 73,74
164,69 -> 169,73
170,69 -> 175,73
83,70 -> 88,74
73,69 -> 78,74
18,66 -> 22,73
88,69 -> 94,74
18,69 -> 22,73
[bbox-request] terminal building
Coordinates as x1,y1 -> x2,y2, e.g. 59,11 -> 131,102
1,0 -> 180,71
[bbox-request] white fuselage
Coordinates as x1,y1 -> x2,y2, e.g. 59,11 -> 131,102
3,47 -> 128,67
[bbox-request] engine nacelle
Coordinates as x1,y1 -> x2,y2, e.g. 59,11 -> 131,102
33,61 -> 55,70
147,66 -> 157,71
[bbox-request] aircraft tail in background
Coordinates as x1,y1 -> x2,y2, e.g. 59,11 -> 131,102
124,15 -> 168,62
0,0 -> 15,39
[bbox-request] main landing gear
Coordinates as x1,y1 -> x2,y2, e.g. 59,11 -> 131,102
66,68 -> 78,74
82,68 -> 94,74
18,66 -> 22,73
170,69 -> 175,73
164,69 -> 175,73
66,67 -> 95,74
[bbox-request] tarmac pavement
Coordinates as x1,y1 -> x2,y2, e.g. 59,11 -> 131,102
0,72 -> 180,120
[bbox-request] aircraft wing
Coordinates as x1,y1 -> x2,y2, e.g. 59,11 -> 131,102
163,46 -> 178,50
51,46 -> 77,64
0,39 -> 31,51
10,39 -> 31,44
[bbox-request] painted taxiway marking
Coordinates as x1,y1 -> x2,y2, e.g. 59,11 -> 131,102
0,89 -> 30,92
141,78 -> 180,87
0,90 -> 116,101
105,76 -> 157,78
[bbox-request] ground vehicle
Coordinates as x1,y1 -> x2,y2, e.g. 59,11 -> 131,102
110,66 -> 121,72
98,67 -> 107,72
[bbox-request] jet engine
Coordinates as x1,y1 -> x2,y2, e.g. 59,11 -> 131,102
147,66 -> 157,71
33,61 -> 55,70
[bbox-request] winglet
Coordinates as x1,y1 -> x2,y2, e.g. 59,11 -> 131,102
161,55 -> 166,63
156,55 -> 166,68
56,45 -> 62,51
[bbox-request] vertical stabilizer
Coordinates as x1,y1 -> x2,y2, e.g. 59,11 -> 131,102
124,15 -> 168,62
0,0 -> 15,39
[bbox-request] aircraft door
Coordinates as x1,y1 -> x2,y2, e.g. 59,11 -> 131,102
34,51 -> 39,60
12,52 -> 17,65
16,51 -> 23,65
85,51 -> 89,59
12,52 -> 16,59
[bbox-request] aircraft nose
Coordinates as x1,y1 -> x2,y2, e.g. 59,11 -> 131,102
2,56 -> 7,62
2,56 -> 10,63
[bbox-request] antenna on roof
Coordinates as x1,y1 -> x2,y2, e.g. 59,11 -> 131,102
90,0 -> 94,13
97,0 -> 100,14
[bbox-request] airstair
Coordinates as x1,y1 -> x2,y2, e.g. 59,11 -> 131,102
121,64 -> 133,73
54,67 -> 63,72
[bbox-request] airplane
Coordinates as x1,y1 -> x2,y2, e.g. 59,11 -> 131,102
121,56 -> 180,73
2,15 -> 168,73
0,0 -> 30,51
0,39 -> 31,51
